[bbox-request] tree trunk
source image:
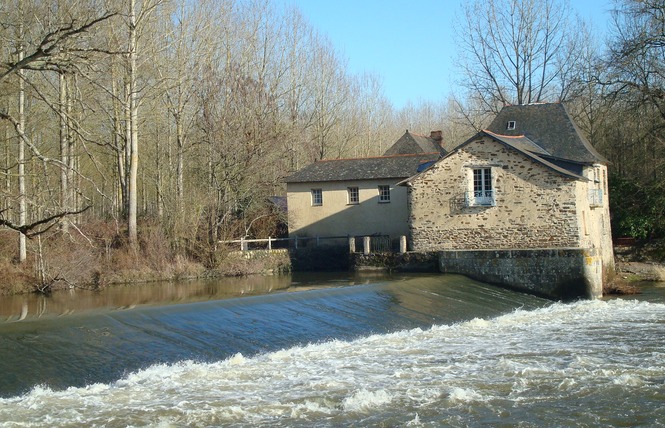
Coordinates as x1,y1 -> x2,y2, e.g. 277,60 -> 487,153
176,115 -> 184,212
66,73 -> 78,224
127,0 -> 138,246
3,105 -> 10,215
59,72 -> 70,233
17,21 -> 27,262
155,123 -> 163,218
111,71 -> 126,219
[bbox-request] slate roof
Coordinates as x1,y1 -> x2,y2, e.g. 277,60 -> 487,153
400,103 -> 606,185
482,130 -> 550,156
475,131 -> 586,180
486,103 -> 607,164
284,153 -> 441,183
383,131 -> 446,156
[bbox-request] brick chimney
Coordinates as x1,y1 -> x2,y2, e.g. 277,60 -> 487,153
430,130 -> 445,151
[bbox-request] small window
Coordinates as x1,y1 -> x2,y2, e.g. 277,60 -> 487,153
507,121 -> 516,130
378,185 -> 391,203
347,187 -> 359,205
311,189 -> 322,206
466,167 -> 495,206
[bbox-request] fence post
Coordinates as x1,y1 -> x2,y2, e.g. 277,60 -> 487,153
363,236 -> 371,255
400,235 -> 407,253
240,238 -> 248,251
349,236 -> 356,253
268,237 -> 272,250
295,236 -> 298,249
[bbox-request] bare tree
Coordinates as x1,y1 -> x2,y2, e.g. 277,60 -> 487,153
305,35 -> 350,160
454,0 -> 586,115
126,0 -> 139,246
605,0 -> 665,122
0,1 -> 117,261
602,0 -> 664,184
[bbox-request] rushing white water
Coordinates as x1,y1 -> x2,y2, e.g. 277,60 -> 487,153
1,298 -> 663,427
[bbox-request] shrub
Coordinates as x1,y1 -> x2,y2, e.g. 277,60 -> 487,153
609,175 -> 665,239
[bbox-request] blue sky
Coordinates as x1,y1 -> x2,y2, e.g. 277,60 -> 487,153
287,0 -> 615,109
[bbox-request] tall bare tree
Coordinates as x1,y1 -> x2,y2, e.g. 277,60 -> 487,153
606,0 -> 665,122
454,0 -> 587,115
0,0 -> 116,260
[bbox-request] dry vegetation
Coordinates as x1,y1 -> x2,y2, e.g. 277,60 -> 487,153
0,219 -> 289,296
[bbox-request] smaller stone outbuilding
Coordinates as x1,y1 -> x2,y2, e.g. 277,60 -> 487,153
401,103 -> 614,299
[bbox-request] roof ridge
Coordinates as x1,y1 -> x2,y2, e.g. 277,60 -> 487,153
316,152 -> 440,163
482,130 -> 526,139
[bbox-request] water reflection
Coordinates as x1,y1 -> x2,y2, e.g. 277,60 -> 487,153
4,272 -> 663,323
0,272 -> 396,322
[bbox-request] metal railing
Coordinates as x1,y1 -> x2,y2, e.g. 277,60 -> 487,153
465,190 -> 495,207
220,235 -> 355,251
219,234 -> 404,253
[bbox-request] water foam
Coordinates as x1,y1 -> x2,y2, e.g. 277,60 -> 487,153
448,387 -> 484,403
342,388 -> 393,411
0,299 -> 663,427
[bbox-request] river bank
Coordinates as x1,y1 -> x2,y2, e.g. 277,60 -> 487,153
1,231 -> 663,297
615,239 -> 665,280
0,235 -> 292,296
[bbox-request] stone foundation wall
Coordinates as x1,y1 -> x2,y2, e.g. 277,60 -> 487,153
226,249 -> 292,275
351,252 -> 439,272
438,248 -> 603,300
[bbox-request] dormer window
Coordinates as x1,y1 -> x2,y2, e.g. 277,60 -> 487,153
507,121 -> 516,130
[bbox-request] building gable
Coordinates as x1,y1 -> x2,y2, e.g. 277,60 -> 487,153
402,129 -> 587,188
383,131 -> 446,156
406,134 -> 582,251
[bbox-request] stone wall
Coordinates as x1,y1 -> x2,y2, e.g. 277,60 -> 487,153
408,136 -> 581,251
225,249 -> 292,275
439,248 -> 603,300
576,164 -> 615,274
351,251 -> 439,273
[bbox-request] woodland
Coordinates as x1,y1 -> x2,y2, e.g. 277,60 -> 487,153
1,0 -> 663,293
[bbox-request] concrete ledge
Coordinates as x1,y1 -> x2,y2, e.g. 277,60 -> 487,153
438,248 -> 603,300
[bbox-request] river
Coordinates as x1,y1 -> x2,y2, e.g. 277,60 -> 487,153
0,272 -> 663,427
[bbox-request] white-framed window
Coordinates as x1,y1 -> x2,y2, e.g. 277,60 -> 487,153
378,185 -> 391,203
466,167 -> 495,206
507,120 -> 516,130
347,187 -> 359,205
311,188 -> 322,206
588,166 -> 604,208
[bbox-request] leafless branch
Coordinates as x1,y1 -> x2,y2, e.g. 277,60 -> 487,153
0,12 -> 117,83
0,206 -> 90,238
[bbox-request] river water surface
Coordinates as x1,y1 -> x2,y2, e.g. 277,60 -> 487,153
0,272 -> 664,427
